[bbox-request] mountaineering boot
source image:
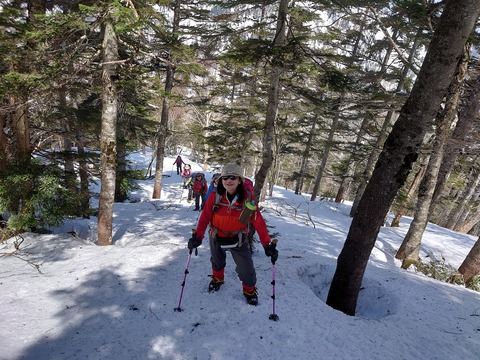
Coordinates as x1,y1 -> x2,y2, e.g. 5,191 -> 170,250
243,287 -> 258,306
209,269 -> 224,292
208,277 -> 224,292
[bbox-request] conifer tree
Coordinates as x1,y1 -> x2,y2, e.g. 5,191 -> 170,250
327,0 -> 480,316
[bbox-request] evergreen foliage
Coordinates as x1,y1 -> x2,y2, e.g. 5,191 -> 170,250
0,0 -> 479,243
0,160 -> 82,231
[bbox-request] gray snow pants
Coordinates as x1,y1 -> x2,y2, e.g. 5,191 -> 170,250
209,233 -> 256,287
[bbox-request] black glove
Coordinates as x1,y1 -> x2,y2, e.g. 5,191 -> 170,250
188,236 -> 202,250
264,242 -> 278,264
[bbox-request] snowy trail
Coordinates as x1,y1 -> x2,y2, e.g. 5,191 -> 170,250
1,155 -> 480,360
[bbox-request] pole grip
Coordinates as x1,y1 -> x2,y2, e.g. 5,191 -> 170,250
192,229 -> 198,256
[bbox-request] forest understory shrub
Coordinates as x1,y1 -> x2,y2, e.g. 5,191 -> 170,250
0,160 -> 83,232
416,258 -> 479,292
0,228 -> 19,243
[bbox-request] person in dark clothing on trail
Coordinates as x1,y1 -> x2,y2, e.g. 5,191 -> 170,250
173,155 -> 186,175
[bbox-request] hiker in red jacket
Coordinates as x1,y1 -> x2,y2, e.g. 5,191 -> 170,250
191,173 -> 208,211
188,163 -> 278,305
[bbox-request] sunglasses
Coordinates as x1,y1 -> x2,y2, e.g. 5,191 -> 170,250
221,175 -> 238,180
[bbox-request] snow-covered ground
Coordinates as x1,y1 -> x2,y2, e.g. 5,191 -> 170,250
1,151 -> 479,360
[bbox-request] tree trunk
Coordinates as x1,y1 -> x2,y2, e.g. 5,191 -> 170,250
253,0 -> 289,201
326,0 -> 480,316
335,23 -> 382,204
15,0 -> 46,163
98,19 -> 119,246
350,109 -> 396,216
115,100 -> 128,202
313,19 -> 366,202
391,162 -> 427,228
447,169 -> 480,229
350,31 -> 421,217
437,187 -> 463,228
28,0 -> 46,19
152,0 -> 181,199
115,135 -> 127,202
400,43 -> 469,268
335,114 -> 370,203
0,106 -> 8,172
458,237 -> 480,285
59,88 -> 77,197
10,95 -> 30,164
432,74 -> 480,207
76,128 -> 90,218
311,100 -> 340,201
456,206 -> 480,234
295,115 -> 317,195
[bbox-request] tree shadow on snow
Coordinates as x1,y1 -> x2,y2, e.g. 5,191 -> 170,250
18,249 -> 206,360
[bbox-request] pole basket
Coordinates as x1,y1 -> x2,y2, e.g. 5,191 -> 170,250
269,313 -> 279,321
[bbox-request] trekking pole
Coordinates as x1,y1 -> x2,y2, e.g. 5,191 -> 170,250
269,239 -> 279,321
174,231 -> 198,312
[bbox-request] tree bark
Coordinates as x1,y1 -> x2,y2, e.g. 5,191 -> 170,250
335,114 -> 370,203
459,237 -> 480,285
432,74 -> 480,206
350,31 -> 421,217
76,128 -> 90,218
152,0 -> 181,199
391,162 -> 427,229
59,88 -> 77,197
115,100 -> 128,202
0,108 -> 7,172
399,43 -> 469,268
295,115 -> 317,195
456,206 -> 480,234
350,110 -> 396,216
447,169 -> 480,230
311,100 -> 340,201
253,0 -> 289,201
98,19 -> 119,246
326,0 -> 480,316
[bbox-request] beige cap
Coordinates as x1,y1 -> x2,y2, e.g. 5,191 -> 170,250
221,163 -> 244,181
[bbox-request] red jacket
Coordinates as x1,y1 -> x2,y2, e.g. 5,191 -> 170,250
196,191 -> 271,247
192,176 -> 208,195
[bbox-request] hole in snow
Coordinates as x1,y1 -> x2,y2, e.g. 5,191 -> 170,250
298,263 -> 397,319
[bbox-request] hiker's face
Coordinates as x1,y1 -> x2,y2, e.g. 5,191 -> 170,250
222,176 -> 240,194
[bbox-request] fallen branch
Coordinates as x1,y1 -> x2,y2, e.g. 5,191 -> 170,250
150,201 -> 177,211
0,235 -> 43,274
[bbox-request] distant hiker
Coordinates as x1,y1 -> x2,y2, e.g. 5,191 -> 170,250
185,172 -> 194,201
204,173 -> 221,202
173,155 -> 185,175
192,172 -> 208,211
181,164 -> 192,188
188,163 -> 278,306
